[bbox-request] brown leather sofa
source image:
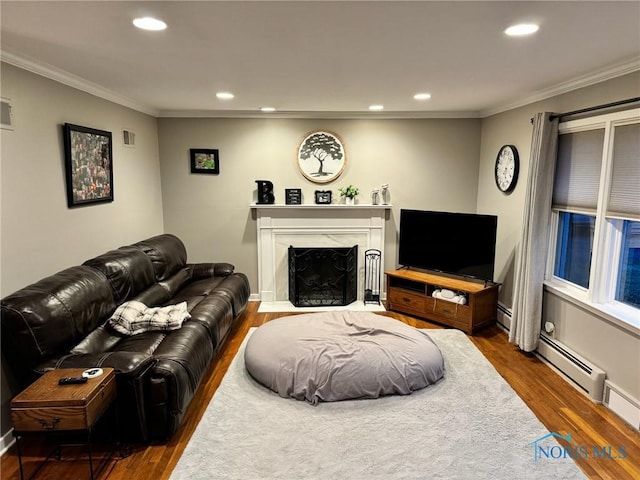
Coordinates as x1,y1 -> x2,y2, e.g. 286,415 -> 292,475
1,234 -> 250,441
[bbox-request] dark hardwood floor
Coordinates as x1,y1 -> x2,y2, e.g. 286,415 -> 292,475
2,302 -> 639,479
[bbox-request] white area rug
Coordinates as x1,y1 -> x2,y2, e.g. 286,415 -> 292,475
170,328 -> 586,480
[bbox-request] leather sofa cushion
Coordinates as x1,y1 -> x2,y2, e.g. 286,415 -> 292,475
71,322 -> 173,357
170,274 -> 250,317
71,324 -> 123,354
159,268 -> 191,297
83,246 -> 156,304
1,265 -> 115,386
127,268 -> 190,307
132,283 -> 172,307
207,274 -> 251,317
189,262 -> 235,279
187,292 -> 234,348
132,234 -> 187,281
152,322 -> 213,392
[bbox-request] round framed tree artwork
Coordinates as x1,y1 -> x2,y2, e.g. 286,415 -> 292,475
297,130 -> 346,184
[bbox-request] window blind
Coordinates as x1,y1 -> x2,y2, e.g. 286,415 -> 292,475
552,129 -> 605,213
608,123 -> 640,219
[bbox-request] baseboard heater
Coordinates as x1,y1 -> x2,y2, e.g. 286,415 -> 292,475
496,303 -> 512,331
536,333 -> 606,403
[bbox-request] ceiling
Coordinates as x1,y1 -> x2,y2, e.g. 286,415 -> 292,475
1,1 -> 639,118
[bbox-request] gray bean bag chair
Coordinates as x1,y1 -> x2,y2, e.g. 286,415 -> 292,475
244,311 -> 445,404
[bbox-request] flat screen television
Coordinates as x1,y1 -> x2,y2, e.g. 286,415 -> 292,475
398,209 -> 498,282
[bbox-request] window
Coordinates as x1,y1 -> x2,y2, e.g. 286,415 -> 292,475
548,109 -> 640,329
554,212 -> 595,289
616,220 -> 640,308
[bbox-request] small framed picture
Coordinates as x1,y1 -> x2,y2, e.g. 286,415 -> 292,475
315,190 -> 332,204
285,189 -> 302,205
63,123 -> 113,208
190,149 -> 220,174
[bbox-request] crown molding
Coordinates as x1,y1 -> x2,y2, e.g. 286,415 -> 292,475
3,49 -> 638,121
480,56 -> 640,118
157,109 -> 481,119
0,50 -> 159,117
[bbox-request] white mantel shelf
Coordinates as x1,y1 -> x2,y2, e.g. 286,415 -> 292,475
251,203 -> 391,307
250,203 -> 392,209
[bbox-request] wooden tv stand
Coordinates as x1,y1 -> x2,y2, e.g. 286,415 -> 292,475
385,269 -> 498,334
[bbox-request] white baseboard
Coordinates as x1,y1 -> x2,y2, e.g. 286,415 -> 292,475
0,428 -> 15,456
604,381 -> 640,431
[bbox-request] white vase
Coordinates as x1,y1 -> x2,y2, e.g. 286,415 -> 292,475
345,197 -> 355,205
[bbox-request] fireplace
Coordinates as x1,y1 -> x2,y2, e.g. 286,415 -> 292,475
288,246 -> 357,307
251,203 -> 391,310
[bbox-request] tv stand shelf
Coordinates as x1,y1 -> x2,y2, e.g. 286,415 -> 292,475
385,269 -> 498,334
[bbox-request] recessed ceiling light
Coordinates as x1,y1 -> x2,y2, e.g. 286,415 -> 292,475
216,92 -> 235,100
133,17 -> 167,31
369,105 -> 384,111
260,107 -> 276,112
414,93 -> 432,101
505,23 -> 539,36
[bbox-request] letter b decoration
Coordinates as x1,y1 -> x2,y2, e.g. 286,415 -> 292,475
256,180 -> 275,204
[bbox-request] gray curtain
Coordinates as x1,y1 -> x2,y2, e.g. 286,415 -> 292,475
509,112 -> 559,352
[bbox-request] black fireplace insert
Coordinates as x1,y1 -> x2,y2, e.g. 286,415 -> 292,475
288,246 -> 357,307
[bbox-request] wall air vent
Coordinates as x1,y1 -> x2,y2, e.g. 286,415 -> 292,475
122,129 -> 136,147
1,98 -> 14,130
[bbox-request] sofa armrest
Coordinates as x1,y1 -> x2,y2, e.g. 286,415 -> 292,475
35,352 -> 154,442
188,262 -> 235,279
36,351 -> 155,378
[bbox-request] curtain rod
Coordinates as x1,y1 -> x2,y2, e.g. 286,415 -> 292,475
551,97 -> 640,121
530,97 -> 640,124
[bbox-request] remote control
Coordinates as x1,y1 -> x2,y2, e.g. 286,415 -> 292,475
58,376 -> 88,385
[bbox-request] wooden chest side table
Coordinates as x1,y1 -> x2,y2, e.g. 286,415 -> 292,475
11,368 -> 118,480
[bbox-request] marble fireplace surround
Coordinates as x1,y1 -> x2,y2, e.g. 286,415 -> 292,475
251,204 -> 391,311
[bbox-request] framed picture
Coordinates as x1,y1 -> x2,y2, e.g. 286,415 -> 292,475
314,190 -> 332,204
190,149 -> 220,174
63,123 -> 113,208
297,130 -> 346,184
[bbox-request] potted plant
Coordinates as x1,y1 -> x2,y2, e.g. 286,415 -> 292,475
339,185 -> 359,205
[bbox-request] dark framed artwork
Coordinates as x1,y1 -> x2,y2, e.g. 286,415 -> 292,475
190,149 -> 220,174
63,123 -> 113,208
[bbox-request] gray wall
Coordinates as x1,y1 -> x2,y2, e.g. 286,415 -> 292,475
0,64 -> 165,295
0,63 -> 165,438
2,62 -> 638,440
157,118 -> 482,286
476,71 -> 640,401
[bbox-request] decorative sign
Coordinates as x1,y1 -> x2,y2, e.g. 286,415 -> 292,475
255,180 -> 275,204
285,188 -> 302,205
297,130 -> 346,184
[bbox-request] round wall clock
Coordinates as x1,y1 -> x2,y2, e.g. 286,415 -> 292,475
494,144 -> 519,194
